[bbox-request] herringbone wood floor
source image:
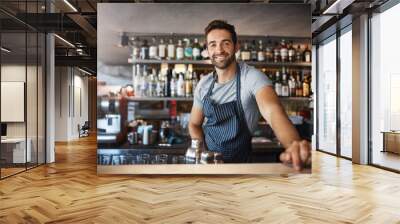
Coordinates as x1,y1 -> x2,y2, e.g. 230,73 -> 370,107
0,135 -> 400,223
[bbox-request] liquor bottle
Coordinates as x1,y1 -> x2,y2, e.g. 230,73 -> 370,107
201,41 -> 209,60
192,71 -> 198,92
192,38 -> 202,60
295,45 -> 302,62
280,39 -> 288,63
274,70 -> 282,96
141,69 -> 149,97
268,70 -> 275,83
288,73 -> 296,97
148,72 -> 157,97
257,40 -> 265,62
158,38 -> 166,60
304,45 -> 311,63
303,74 -> 310,97
164,69 -> 171,97
133,64 -> 141,97
184,39 -> 193,60
177,72 -> 185,97
296,72 -> 303,97
149,37 -> 158,59
156,71 -> 164,97
281,68 -> 289,97
167,39 -> 175,60
241,42 -> 251,61
185,70 -> 193,97
176,39 -> 184,60
170,70 -> 178,97
250,40 -> 258,61
265,41 -> 273,62
140,39 -> 149,60
131,37 -> 140,60
235,41 -> 241,60
288,41 -> 295,63
273,42 -> 280,63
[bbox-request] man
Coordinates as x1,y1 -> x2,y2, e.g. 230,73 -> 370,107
189,20 -> 311,170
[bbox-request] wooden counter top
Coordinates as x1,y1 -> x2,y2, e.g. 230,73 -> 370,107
97,163 -> 311,175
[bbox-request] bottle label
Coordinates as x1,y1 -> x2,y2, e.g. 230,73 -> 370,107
149,46 -> 157,58
280,49 -> 288,58
168,45 -> 175,59
159,45 -> 166,58
257,51 -> 265,61
275,84 -> 282,96
193,48 -> 200,58
176,48 -> 184,60
184,48 -> 193,58
241,52 -> 250,61
305,54 -> 311,62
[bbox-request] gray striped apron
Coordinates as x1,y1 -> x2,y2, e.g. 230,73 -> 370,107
203,65 -> 252,163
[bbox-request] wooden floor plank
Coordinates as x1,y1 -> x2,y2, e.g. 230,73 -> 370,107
0,135 -> 399,223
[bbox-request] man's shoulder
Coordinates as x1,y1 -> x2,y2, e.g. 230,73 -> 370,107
197,72 -> 214,88
240,61 -> 263,77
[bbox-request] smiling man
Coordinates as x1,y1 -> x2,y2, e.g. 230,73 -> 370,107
188,20 -> 311,170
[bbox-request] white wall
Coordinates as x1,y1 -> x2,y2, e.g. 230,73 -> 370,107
55,67 -> 89,141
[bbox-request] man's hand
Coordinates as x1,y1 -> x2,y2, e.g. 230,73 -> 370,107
279,140 -> 311,171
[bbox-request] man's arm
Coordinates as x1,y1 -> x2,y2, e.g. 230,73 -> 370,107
189,106 -> 205,142
255,86 -> 311,170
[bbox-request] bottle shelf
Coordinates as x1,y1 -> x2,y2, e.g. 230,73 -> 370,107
125,96 -> 194,101
128,58 -> 311,68
122,96 -> 310,102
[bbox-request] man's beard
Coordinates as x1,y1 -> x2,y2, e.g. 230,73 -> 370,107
210,53 -> 236,69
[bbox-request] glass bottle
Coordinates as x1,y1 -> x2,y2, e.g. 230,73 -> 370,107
141,68 -> 149,97
281,68 -> 289,97
192,71 -> 198,93
304,45 -> 311,63
184,38 -> 193,60
170,70 -> 178,97
288,41 -> 295,63
192,38 -> 202,60
185,70 -> 193,97
201,41 -> 209,60
131,37 -> 140,60
265,41 -> 273,62
158,38 -> 166,60
176,39 -> 184,60
274,70 -> 282,96
167,38 -> 175,60
177,72 -> 185,97
140,39 -> 149,60
288,73 -> 296,97
149,37 -> 158,59
296,72 -> 303,97
241,41 -> 251,61
273,42 -> 280,63
133,64 -> 142,97
148,72 -> 157,97
295,45 -> 302,62
303,74 -> 310,97
257,40 -> 265,62
280,39 -> 288,63
250,40 -> 258,61
156,71 -> 164,97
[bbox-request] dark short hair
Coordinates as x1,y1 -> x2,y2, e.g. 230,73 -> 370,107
204,20 -> 237,45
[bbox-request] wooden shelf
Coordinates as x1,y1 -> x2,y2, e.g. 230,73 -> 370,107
125,96 -> 194,101
128,58 -> 311,68
123,96 -> 310,102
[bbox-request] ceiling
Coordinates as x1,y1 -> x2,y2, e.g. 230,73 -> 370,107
98,3 -> 311,65
1,0 -> 317,73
